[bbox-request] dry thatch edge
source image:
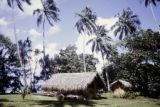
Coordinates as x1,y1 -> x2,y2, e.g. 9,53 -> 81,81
110,79 -> 132,88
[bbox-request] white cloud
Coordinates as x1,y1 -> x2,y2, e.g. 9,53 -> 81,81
75,17 -> 117,73
46,25 -> 61,36
96,17 -> 118,28
96,17 -> 118,39
0,18 -> 9,26
34,43 -> 59,58
29,28 -> 41,37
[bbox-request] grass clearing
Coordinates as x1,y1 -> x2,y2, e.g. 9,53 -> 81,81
0,93 -> 160,107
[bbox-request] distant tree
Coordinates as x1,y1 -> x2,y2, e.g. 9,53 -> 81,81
33,0 -> 60,80
142,0 -> 160,30
0,34 -> 22,94
111,8 -> 141,40
39,54 -> 53,80
75,6 -> 97,72
40,45 -> 98,75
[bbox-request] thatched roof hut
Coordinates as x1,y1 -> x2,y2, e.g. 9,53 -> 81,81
42,72 -> 106,98
110,79 -> 132,92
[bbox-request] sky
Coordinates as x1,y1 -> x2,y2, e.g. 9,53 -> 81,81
0,0 -> 160,73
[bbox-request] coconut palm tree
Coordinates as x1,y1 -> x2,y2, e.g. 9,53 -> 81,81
4,0 -> 31,99
75,6 -> 97,72
87,25 -> 112,91
33,0 -> 59,80
111,8 -> 141,40
142,0 -> 160,30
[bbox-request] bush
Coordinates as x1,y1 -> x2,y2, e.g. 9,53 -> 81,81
123,92 -> 139,99
113,88 -> 125,98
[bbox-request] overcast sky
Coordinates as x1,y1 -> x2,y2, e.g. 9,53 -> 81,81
0,0 -> 160,73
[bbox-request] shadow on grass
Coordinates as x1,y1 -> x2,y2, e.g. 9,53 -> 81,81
93,96 -> 108,100
156,102 -> 160,105
29,99 -> 96,107
0,103 -> 3,107
0,99 -> 9,102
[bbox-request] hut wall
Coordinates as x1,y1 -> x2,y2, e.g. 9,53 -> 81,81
111,82 -> 126,91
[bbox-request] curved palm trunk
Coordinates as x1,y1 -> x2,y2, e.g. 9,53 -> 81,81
82,32 -> 87,72
102,59 -> 110,92
149,3 -> 159,31
11,6 -> 27,96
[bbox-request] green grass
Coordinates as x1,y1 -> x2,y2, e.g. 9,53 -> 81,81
0,93 -> 160,107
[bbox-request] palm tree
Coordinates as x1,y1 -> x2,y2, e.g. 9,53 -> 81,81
87,25 -> 112,91
142,0 -> 160,31
111,8 -> 141,40
33,0 -> 59,80
75,6 -> 97,72
4,0 -> 31,99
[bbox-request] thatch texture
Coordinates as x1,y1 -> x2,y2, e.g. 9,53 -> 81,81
42,72 -> 105,96
110,79 -> 132,91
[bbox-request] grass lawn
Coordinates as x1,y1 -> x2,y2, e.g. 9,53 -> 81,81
0,93 -> 160,107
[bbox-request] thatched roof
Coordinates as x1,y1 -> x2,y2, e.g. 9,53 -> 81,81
110,79 -> 132,88
42,72 -> 105,93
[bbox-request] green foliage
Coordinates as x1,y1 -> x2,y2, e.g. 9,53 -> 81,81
108,29 -> 160,98
55,45 -> 98,73
39,45 -> 99,78
123,91 -> 139,99
0,34 -> 22,94
111,7 -> 141,40
33,0 -> 60,26
75,6 -> 97,35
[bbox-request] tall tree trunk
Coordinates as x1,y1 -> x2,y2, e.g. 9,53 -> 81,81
11,5 -> 27,96
42,17 -> 47,80
32,59 -> 38,92
82,32 -> 87,72
149,3 -> 159,32
102,59 -> 110,91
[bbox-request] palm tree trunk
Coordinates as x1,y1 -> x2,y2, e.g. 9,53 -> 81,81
149,3 -> 159,31
82,32 -> 87,72
11,5 -> 27,95
42,17 -> 47,80
102,59 -> 110,92
28,58 -> 32,92
106,71 -> 110,91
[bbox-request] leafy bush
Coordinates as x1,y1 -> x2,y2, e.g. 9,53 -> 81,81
123,92 -> 139,99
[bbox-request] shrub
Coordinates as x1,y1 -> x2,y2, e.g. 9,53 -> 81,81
123,92 -> 139,99
113,88 -> 125,98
